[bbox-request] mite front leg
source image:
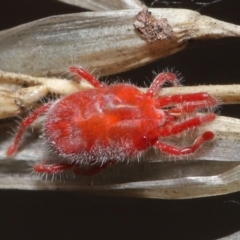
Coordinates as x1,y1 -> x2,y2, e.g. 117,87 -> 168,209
69,66 -> 104,88
146,72 -> 179,97
155,92 -> 217,111
154,131 -> 214,155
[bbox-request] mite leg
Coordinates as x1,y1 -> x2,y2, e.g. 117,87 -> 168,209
6,103 -> 52,156
146,72 -> 179,97
33,160 -> 115,176
69,66 -> 104,88
153,114 -> 215,155
154,131 -> 214,155
157,113 -> 216,137
155,92 -> 217,111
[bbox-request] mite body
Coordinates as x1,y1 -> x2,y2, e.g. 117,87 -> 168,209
6,67 -> 217,175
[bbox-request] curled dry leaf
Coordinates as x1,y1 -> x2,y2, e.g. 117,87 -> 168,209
0,9 -> 240,77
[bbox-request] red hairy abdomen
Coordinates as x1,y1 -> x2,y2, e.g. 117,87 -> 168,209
44,85 -> 154,163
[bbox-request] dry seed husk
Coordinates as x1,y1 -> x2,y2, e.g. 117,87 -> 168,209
1,115 -> 240,198
58,0 -> 145,10
1,9 -> 240,77
218,231 -> 240,240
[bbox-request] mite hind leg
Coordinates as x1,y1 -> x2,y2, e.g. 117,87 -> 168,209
33,160 -> 116,176
7,103 -> 52,156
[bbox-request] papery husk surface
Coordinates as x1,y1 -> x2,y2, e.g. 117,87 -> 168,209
1,9 -> 240,77
0,115 -> 240,199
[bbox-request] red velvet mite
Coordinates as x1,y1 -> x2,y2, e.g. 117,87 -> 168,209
6,67 -> 217,175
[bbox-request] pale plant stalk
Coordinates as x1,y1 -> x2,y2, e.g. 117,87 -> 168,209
0,70 -> 240,119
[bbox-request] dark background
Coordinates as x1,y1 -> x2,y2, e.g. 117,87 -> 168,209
0,0 -> 240,239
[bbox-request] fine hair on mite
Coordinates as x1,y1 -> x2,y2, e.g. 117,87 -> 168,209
6,66 -> 218,177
